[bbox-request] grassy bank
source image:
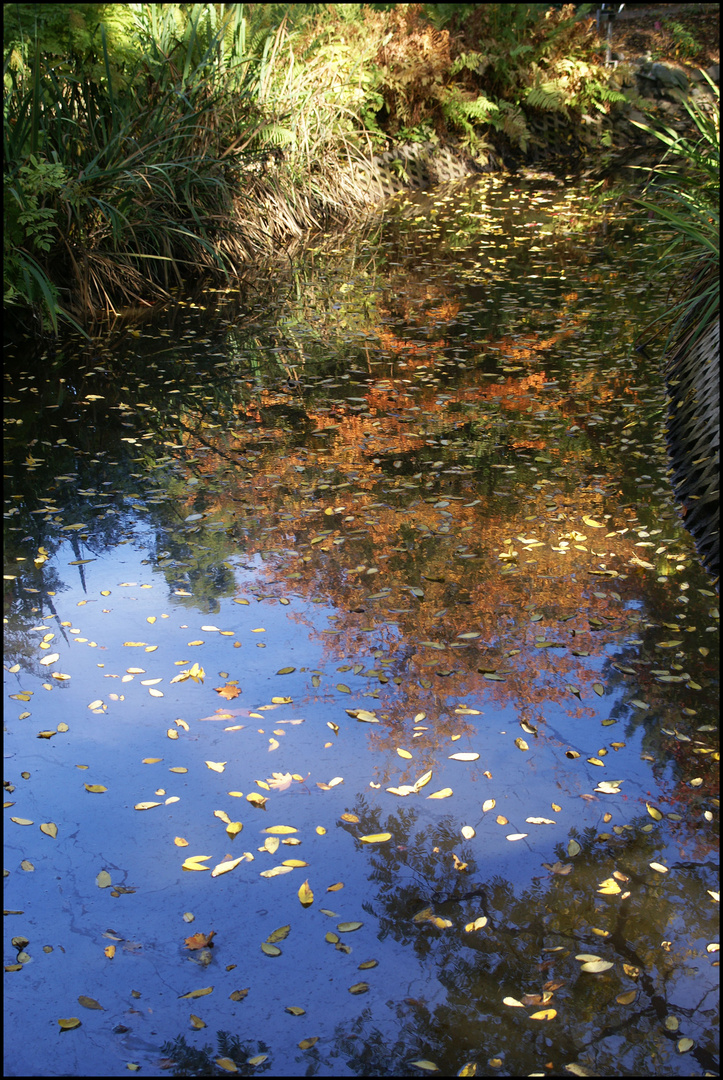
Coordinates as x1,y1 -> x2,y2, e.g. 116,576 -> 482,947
0,2 -> 683,337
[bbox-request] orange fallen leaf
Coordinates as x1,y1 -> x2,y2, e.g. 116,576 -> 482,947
104,945 -> 116,959
215,684 -> 241,701
185,931 -> 216,950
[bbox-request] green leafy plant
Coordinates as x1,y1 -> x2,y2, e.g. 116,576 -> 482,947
628,74 -> 719,358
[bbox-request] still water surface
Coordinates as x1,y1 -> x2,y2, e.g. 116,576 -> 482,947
4,174 -> 719,1077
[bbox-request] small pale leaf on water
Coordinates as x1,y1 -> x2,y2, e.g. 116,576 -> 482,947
190,1013 -> 206,1028
261,943 -> 281,957
286,1006 -> 306,1016
596,781 -> 623,794
482,799 -> 496,813
413,770 -> 433,791
298,880 -> 314,907
358,960 -> 377,969
649,862 -> 669,873
266,926 -> 291,944
85,784 -> 107,793
530,1009 -> 557,1020
264,825 -> 297,834
503,997 -> 525,1008
410,1061 -> 439,1072
617,990 -> 637,1005
349,982 -> 369,994
134,801 -> 161,810
457,1065 -> 477,1077
514,738 -> 528,751
461,826 -> 475,839
78,995 -> 103,1010
354,710 -> 379,723
360,833 -> 391,844
40,822 -> 58,838
247,793 -> 267,809
58,1018 -> 81,1030
178,986 -> 213,999
96,871 -> 112,888
211,857 -> 244,877
597,878 -> 621,895
506,833 -> 528,842
299,1038 -> 319,1050
397,748 -> 413,759
259,866 -> 294,878
677,1038 -> 694,1053
449,752 -> 479,761
205,761 -> 226,773
580,958 -> 613,973
247,1055 -> 267,1065
337,922 -> 363,933
427,788 -> 453,800
646,802 -> 663,821
327,882 -> 344,892
593,683 -> 604,696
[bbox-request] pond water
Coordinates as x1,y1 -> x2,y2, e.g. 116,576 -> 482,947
4,173 -> 719,1078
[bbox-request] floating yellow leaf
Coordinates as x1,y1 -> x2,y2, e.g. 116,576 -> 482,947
616,990 -> 637,1005
259,866 -> 294,878
261,943 -> 282,957
359,833 -> 391,844
205,761 -> 227,773
134,801 -> 161,810
190,1014 -> 206,1029
397,748 -> 413,759
337,922 -> 363,932
427,788 -> 453,800
413,770 -> 433,791
40,653 -> 60,666
349,982 -> 369,994
174,837 -> 189,847
299,1038 -> 319,1050
514,738 -> 528,752
464,917 -> 488,932
226,822 -> 243,838
178,986 -> 213,999
298,880 -> 314,907
40,822 -> 58,838
246,793 -> 267,809
580,960 -> 613,973
353,710 -> 379,723
84,784 -> 107,793
582,516 -> 604,528
264,825 -> 297,835
211,857 -> 244,877
461,826 -> 475,840
449,752 -> 479,761
529,1009 -> 557,1020
410,1060 -> 439,1071
482,799 -> 496,813
58,1017 -> 81,1030
597,878 -> 621,895
506,833 -> 528,842
285,1006 -> 306,1016
646,802 -> 663,821
503,997 -> 525,1008
182,855 -> 212,872
649,862 -> 669,874
104,945 -> 115,959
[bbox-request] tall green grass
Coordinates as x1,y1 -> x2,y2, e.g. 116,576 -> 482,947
630,73 -> 719,357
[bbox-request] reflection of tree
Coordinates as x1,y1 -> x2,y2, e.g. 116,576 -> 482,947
159,1033 -> 272,1077
324,798 -> 719,1076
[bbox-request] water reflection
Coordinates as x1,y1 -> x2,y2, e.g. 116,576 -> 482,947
4,175 -> 718,1077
